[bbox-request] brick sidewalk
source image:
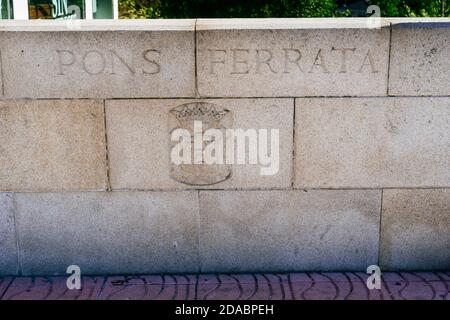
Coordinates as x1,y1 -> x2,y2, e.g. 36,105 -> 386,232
1,272 -> 449,300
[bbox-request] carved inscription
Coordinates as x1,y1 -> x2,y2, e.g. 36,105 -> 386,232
208,47 -> 379,75
56,49 -> 161,75
169,102 -> 233,185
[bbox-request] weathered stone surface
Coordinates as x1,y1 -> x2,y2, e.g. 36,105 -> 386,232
0,48 -> 4,97
0,194 -> 17,275
294,97 -> 450,188
199,190 -> 381,272
0,100 -> 107,191
389,20 -> 450,96
0,20 -> 195,98
106,99 -> 293,190
15,191 -> 200,275
380,189 -> 450,270
196,18 -> 390,97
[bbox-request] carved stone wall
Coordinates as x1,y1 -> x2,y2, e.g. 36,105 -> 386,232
0,19 -> 448,275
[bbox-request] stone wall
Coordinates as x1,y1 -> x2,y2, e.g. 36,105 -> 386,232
0,19 -> 448,275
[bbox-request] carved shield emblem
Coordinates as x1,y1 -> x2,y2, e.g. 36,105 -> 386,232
169,102 -> 233,185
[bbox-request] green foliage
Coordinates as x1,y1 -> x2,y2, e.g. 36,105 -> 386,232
157,0 -> 338,18
119,0 -> 161,19
119,0 -> 338,18
119,0 -> 450,19
371,0 -> 449,17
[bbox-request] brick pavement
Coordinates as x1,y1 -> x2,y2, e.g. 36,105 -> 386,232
0,272 -> 449,300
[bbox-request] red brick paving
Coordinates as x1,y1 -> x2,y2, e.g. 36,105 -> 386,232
0,272 -> 449,300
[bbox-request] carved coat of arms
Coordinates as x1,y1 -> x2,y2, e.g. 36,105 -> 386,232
168,102 -> 233,185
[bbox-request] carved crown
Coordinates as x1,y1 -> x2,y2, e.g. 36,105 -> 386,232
170,103 -> 229,122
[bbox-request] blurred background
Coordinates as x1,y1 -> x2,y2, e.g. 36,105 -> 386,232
1,0 -> 449,20
120,0 -> 450,19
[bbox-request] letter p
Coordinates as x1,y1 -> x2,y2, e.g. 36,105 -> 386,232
56,50 -> 75,75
